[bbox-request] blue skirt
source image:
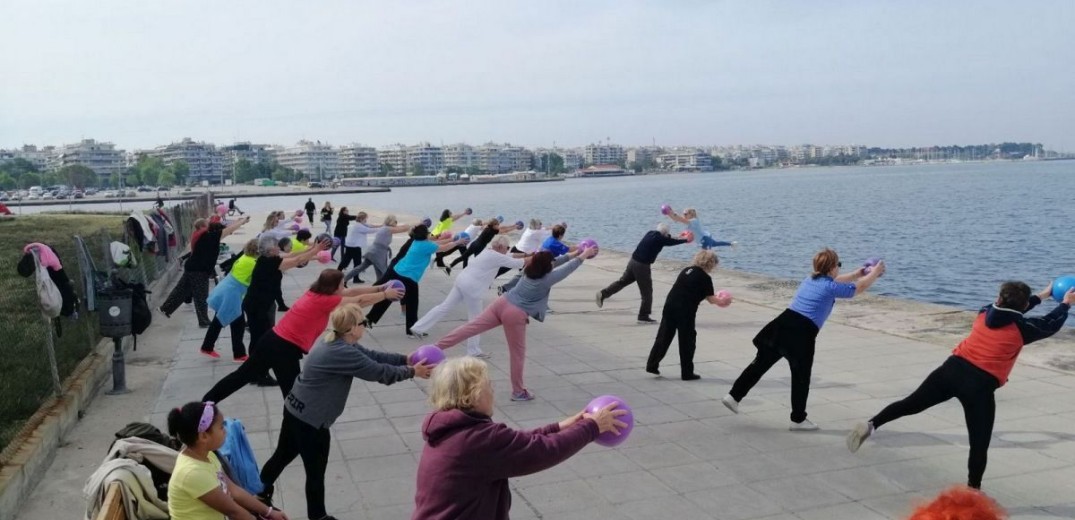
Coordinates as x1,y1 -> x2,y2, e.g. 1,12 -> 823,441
207,275 -> 248,325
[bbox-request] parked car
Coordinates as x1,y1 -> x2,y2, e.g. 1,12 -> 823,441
73,191 -> 84,199
307,181 -> 324,188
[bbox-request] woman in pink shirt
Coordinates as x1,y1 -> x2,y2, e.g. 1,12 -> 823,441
202,269 -> 402,403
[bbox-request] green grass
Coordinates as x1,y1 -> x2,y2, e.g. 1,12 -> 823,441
0,214 -> 128,452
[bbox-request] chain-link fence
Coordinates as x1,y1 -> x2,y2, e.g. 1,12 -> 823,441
0,193 -> 212,461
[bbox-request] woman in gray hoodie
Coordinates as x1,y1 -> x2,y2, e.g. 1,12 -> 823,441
257,303 -> 433,520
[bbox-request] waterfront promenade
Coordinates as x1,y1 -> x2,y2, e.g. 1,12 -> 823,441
15,209 -> 1075,520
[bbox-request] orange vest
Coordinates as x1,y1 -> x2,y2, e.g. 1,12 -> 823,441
952,312 -> 1023,387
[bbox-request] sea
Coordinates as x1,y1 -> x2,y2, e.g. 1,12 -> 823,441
16,160 -> 1075,310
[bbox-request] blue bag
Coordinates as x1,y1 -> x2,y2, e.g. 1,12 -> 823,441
218,418 -> 264,494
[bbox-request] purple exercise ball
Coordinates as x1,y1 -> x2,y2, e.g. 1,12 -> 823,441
386,279 -> 406,300
660,204 -> 671,215
586,395 -> 633,447
409,344 -> 446,366
863,257 -> 882,276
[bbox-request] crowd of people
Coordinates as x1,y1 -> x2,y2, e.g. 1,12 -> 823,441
154,198 -> 1066,520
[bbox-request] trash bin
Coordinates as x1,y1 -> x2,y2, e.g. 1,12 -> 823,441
97,289 -> 132,338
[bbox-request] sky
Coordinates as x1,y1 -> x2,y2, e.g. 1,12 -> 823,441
1,0 -> 1073,151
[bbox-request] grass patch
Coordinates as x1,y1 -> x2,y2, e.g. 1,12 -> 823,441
0,214 -> 128,451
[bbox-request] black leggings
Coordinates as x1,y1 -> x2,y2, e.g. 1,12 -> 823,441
434,244 -> 466,267
646,307 -> 697,377
202,331 -> 304,403
870,355 -> 999,489
449,240 -> 489,269
337,245 -> 362,271
729,310 -> 819,423
200,314 -> 247,358
244,303 -> 277,347
261,409 -> 331,520
364,274 -> 420,333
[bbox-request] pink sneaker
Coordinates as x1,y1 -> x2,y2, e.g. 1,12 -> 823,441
200,349 -> 221,359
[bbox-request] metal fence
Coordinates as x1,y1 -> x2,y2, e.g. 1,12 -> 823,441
0,193 -> 212,462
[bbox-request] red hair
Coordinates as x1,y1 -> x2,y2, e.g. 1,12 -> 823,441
908,486 -> 1006,520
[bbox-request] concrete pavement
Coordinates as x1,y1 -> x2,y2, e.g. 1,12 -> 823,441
16,211 -> 1075,520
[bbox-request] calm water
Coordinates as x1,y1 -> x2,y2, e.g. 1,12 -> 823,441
22,161 -> 1075,309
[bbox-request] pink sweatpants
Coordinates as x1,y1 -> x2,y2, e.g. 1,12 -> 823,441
435,297 -> 530,394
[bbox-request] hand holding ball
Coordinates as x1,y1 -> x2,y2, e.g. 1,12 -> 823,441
715,289 -> 732,307
385,279 -> 406,300
1051,276 -> 1075,302
679,230 -> 694,243
464,207 -> 473,215
456,231 -> 471,243
421,217 -> 433,228
585,395 -> 633,447
515,220 -> 525,230
409,345 -> 445,367
862,257 -> 883,276
578,238 -> 599,258
660,204 -> 672,215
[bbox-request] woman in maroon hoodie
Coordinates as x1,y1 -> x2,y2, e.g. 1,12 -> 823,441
412,357 -> 627,520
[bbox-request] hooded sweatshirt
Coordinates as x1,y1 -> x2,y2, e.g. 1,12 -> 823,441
412,409 -> 598,520
952,295 -> 1069,386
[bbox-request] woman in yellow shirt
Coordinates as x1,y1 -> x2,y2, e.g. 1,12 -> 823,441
432,207 -> 471,268
168,401 -> 290,520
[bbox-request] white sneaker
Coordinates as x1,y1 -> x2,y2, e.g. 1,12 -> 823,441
846,421 -> 873,453
721,394 -> 739,414
789,419 -> 819,431
595,291 -> 604,308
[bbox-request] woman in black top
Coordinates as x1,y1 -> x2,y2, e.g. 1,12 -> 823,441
160,215 -> 248,327
646,250 -> 730,380
245,235 -> 328,349
445,219 -> 515,274
331,207 -> 356,261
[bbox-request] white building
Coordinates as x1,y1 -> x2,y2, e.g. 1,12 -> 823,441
377,145 -> 408,175
583,143 -> 626,165
626,146 -> 662,167
405,143 -> 444,175
150,138 -> 225,184
476,143 -> 531,174
52,139 -> 125,182
0,145 -> 53,172
560,149 -> 584,171
337,144 -> 379,177
656,149 -> 713,171
442,143 -> 478,170
274,140 -> 340,180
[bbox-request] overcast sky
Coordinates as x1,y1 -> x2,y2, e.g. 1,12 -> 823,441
2,1 -> 1073,151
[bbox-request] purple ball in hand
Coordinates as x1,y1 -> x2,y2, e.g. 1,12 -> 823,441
660,204 -> 672,215
408,344 -> 445,367
386,279 -> 406,300
421,217 -> 433,228
578,238 -> 598,256
515,220 -> 525,230
586,395 -> 633,447
863,257 -> 882,276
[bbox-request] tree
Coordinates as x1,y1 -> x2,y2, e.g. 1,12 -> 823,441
0,172 -> 15,190
1,158 -> 39,178
379,163 -> 395,177
408,163 -> 426,176
57,164 -> 98,189
158,170 -> 177,187
170,161 -> 190,185
233,159 -> 257,183
42,172 -> 60,186
445,165 -> 464,174
21,172 -> 42,188
109,172 -> 120,188
124,173 -> 140,187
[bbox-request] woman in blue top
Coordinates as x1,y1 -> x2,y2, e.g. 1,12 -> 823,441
667,207 -> 735,250
363,224 -> 468,338
538,224 -> 574,257
723,249 -> 885,430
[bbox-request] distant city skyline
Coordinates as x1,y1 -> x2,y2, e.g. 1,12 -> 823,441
2,1 -> 1073,150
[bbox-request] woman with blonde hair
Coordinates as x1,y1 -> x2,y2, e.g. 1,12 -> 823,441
646,250 -> 730,380
723,248 -> 885,430
257,303 -> 431,520
412,357 -> 626,520
345,213 -> 412,284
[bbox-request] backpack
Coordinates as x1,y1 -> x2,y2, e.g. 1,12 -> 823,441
34,256 -> 63,319
112,277 -> 152,345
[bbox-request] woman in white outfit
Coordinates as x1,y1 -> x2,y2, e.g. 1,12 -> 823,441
410,235 -> 526,357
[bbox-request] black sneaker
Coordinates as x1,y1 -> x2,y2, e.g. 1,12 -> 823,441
682,373 -> 701,381
637,316 -> 657,324
277,305 -> 290,313
362,319 -> 373,330
157,306 -> 171,319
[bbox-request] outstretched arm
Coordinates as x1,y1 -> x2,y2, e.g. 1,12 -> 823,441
221,216 -> 250,238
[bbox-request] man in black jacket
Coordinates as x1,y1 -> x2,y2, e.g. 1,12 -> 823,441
596,223 -> 689,324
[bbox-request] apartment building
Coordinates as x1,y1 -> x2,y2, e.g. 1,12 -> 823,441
149,138 -> 225,184
337,144 -> 379,177
274,140 -> 340,180
51,139 -> 125,182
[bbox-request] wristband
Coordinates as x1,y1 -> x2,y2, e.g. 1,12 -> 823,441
262,506 -> 274,519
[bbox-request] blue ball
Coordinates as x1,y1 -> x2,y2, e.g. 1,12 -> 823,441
1052,275 -> 1075,302
456,231 -> 471,243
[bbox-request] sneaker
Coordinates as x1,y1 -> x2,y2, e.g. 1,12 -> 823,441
646,365 -> 660,375
789,419 -> 820,432
354,277 -> 365,284
511,390 -> 535,402
157,306 -> 171,318
277,305 -> 290,312
497,285 -> 506,296
200,349 -> 220,359
846,421 -> 874,453
637,316 -> 657,324
362,319 -> 373,330
198,322 -> 211,329
595,291 -> 604,308
721,394 -> 739,414
682,373 -> 701,381
233,355 -> 249,363
407,331 -> 429,339
472,352 -> 492,359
